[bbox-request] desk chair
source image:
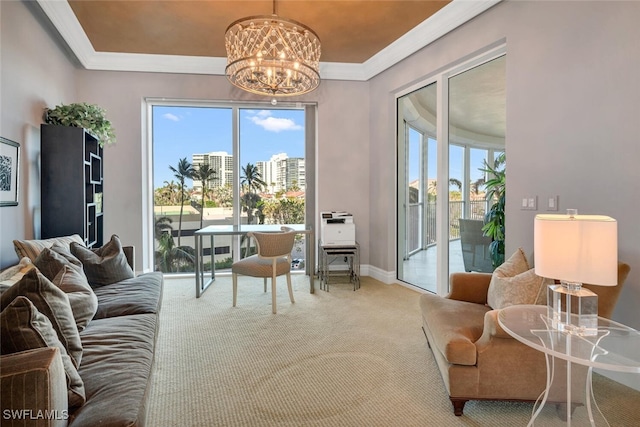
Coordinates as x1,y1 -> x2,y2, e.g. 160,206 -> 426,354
232,226 -> 296,313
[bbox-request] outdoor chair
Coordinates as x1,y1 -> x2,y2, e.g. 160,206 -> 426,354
232,226 -> 296,314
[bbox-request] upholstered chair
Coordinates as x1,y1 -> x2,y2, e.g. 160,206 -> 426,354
231,227 -> 296,314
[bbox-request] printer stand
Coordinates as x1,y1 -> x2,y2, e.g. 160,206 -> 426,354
319,242 -> 360,291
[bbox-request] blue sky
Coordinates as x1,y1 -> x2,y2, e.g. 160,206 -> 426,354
152,106 -> 305,188
408,128 -> 488,188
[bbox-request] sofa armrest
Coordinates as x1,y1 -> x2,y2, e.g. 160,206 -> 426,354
123,246 -> 135,271
446,272 -> 492,304
1,348 -> 68,427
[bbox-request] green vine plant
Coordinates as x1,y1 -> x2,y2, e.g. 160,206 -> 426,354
480,152 -> 506,268
44,103 -> 116,146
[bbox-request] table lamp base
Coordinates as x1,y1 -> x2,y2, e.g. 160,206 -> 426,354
547,282 -> 598,336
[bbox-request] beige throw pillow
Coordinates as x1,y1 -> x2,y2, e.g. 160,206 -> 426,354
487,248 -> 550,309
13,235 -> 84,262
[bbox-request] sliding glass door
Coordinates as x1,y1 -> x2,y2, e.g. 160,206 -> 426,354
397,51 -> 505,293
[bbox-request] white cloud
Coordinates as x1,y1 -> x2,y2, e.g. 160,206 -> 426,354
248,111 -> 302,132
163,113 -> 180,122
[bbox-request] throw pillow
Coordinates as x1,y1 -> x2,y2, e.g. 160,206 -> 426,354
34,247 -> 84,281
487,268 -> 552,309
53,265 -> 98,332
13,234 -> 84,262
0,257 -> 36,292
71,235 -> 134,287
0,296 -> 86,408
487,248 -> 530,309
0,269 -> 83,368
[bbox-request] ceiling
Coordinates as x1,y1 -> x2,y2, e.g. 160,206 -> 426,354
37,0 -> 501,80
68,0 -> 449,64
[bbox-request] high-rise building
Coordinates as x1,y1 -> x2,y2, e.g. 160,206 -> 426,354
193,151 -> 305,194
192,151 -> 233,191
257,153 -> 305,193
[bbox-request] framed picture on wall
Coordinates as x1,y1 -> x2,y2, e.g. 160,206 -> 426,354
0,137 -> 20,207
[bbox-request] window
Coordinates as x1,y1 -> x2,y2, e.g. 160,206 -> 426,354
149,101 -> 315,274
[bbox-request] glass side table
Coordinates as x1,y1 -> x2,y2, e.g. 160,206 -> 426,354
498,305 -> 640,426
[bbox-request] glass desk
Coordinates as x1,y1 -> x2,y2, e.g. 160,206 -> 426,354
194,224 -> 315,298
499,305 -> 640,426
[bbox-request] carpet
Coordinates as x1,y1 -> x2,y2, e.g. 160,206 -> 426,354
148,275 -> 640,426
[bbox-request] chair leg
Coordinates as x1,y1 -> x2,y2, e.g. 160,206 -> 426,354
232,273 -> 238,307
263,277 -> 267,293
271,274 -> 277,314
286,273 -> 294,303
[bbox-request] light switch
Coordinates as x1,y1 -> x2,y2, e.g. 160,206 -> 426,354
547,195 -> 559,211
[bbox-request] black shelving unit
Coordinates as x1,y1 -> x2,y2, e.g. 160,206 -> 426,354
41,124 -> 103,248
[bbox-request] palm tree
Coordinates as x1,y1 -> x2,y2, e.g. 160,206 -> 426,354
154,216 -> 173,241
169,158 -> 194,246
192,164 -> 217,229
240,163 -> 266,193
155,232 -> 195,273
241,192 -> 261,225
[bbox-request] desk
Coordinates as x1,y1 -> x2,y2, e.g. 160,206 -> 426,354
195,224 -> 314,298
499,305 -> 640,426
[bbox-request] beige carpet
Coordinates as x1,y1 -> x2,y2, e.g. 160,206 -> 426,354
148,275 -> 640,426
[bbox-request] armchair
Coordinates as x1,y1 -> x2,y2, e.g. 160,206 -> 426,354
419,262 -> 630,415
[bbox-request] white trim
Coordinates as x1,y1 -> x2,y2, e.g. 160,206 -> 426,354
367,265 -> 396,285
36,0 -> 501,81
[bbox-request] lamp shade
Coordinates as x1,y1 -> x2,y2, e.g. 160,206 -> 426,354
534,214 -> 617,286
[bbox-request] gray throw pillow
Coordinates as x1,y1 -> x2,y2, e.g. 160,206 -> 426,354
34,246 -> 84,281
0,296 -> 86,408
53,265 -> 98,332
70,235 -> 135,287
0,269 -> 83,368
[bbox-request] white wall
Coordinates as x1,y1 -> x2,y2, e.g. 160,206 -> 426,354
0,0 -> 77,268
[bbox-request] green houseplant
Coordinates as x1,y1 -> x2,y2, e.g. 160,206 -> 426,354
44,102 -> 116,146
481,152 -> 506,268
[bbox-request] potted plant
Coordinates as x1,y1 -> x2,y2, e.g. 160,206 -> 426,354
44,102 -> 116,146
481,152 -> 506,268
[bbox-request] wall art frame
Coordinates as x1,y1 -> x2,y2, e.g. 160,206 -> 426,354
0,137 -> 20,207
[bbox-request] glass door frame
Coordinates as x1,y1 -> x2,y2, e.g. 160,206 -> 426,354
395,44 -> 506,295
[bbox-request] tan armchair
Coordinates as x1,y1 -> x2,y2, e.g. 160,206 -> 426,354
232,227 -> 296,314
419,262 -> 630,415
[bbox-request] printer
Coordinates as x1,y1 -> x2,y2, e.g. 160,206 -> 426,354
320,211 -> 355,245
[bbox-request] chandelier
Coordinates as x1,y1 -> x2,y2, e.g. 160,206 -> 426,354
224,1 -> 321,97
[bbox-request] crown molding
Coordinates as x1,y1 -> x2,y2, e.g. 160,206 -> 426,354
37,0 -> 501,81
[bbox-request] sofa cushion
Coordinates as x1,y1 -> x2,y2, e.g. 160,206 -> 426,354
420,292 -> 490,365
487,248 -> 529,309
0,270 -> 83,368
71,235 -> 135,287
13,235 -> 84,262
72,313 -> 157,427
52,265 -> 98,332
0,296 -> 86,408
92,272 -> 164,319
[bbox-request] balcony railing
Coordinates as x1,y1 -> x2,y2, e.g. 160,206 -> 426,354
406,200 -> 487,257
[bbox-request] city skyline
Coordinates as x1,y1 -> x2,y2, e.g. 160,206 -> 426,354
152,106 -> 305,189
